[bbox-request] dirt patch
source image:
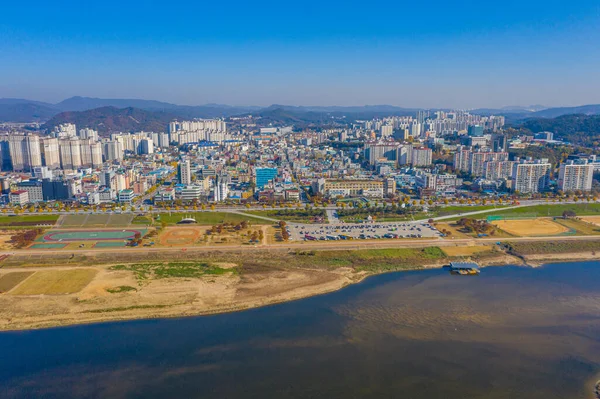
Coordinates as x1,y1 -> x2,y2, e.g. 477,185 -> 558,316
581,216 -> 600,227
159,227 -> 202,246
492,219 -> 569,236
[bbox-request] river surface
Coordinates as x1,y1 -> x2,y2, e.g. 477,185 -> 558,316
2,261 -> 600,399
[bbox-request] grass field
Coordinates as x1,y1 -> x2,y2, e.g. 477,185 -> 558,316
110,262 -> 234,281
554,218 -> 600,235
492,219 -> 570,236
442,246 -> 492,257
299,247 -> 447,272
0,272 -> 34,293
507,241 -> 600,255
156,212 -> 265,225
469,203 -> 600,220
432,205 -> 509,217
9,269 -> 97,295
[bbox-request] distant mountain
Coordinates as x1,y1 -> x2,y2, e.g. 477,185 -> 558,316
529,104 -> 600,119
42,107 -> 176,134
0,102 -> 59,123
55,96 -> 261,118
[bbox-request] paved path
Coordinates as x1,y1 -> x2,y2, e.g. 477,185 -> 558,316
326,209 -> 339,224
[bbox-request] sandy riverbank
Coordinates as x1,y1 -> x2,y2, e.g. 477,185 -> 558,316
0,247 -> 597,332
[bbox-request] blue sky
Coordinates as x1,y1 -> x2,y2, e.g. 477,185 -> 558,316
1,0 -> 600,108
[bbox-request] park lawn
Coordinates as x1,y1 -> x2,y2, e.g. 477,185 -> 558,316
431,205 -> 509,217
156,212 -> 265,226
0,272 -> 34,293
245,209 -> 326,223
10,269 -> 97,295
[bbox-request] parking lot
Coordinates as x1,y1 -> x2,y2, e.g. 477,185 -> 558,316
287,221 -> 441,242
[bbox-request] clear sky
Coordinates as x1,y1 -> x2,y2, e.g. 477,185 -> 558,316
1,0 -> 600,108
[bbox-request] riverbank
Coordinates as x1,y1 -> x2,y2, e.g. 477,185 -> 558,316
0,245 -> 598,332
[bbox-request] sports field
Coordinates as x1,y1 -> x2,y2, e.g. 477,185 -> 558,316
159,227 -> 203,246
492,219 -> 570,236
9,269 -> 97,295
40,229 -> 147,242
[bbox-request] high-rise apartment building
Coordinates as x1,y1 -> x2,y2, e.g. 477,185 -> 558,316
558,160 -> 594,192
511,160 -> 551,193
41,138 -> 61,169
411,147 -> 433,167
8,135 -> 42,172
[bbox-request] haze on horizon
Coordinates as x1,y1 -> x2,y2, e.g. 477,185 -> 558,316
1,1 -> 600,109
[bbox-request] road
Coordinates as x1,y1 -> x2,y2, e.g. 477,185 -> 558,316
3,234 -> 600,257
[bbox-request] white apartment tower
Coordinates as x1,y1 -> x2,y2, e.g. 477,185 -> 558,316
9,135 -> 42,172
511,160 -> 551,193
41,137 -> 61,169
558,161 -> 594,192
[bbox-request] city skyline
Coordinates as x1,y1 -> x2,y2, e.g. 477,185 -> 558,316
2,1 -> 600,108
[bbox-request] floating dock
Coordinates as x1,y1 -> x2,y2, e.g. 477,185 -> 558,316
449,261 -> 480,275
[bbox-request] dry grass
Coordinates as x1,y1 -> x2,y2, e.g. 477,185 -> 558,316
10,269 -> 97,295
0,272 -> 34,293
492,219 -> 569,236
580,216 -> 600,227
442,246 -> 492,257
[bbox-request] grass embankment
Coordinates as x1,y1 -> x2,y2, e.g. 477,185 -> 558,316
155,212 -> 264,225
292,247 -> 447,273
110,262 -> 235,281
0,215 -> 58,228
458,203 -> 600,220
506,241 -> 600,255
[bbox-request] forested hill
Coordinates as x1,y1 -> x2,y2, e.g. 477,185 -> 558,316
519,114 -> 600,146
42,107 -> 176,135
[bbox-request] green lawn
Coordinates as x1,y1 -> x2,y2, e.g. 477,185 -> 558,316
459,203 -> 600,220
0,214 -> 59,226
245,209 -> 326,223
155,212 -> 265,225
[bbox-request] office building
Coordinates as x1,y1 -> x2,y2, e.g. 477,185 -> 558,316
178,159 -> 192,185
255,167 -> 278,189
468,125 -> 484,137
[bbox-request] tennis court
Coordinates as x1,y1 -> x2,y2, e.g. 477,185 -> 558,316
40,229 -> 147,242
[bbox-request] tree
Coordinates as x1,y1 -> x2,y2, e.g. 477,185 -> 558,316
562,210 -> 576,219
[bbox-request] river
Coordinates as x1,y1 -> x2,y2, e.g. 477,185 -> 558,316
2,261 -> 600,398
